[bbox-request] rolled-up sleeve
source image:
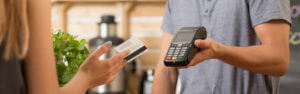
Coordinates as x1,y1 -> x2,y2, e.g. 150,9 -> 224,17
247,0 -> 292,27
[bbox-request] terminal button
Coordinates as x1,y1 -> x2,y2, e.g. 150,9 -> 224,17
178,57 -> 183,60
166,57 -> 171,60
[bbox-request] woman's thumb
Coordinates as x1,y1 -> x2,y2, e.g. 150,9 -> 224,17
92,41 -> 112,58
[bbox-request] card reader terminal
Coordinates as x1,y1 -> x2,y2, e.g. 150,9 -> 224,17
164,27 -> 207,66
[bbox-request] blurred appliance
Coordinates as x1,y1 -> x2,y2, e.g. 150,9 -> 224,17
88,15 -> 125,94
139,69 -> 154,94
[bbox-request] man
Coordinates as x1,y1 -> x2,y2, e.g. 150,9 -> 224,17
153,0 -> 291,94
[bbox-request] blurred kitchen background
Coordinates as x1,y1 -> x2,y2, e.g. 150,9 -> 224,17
50,0 -> 300,94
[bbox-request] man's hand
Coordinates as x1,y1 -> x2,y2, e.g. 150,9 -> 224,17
176,20 -> 290,76
176,38 -> 220,68
189,38 -> 220,66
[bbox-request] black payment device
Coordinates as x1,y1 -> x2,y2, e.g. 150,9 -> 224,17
164,27 -> 207,66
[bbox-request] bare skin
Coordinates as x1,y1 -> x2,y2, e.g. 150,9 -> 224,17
152,20 -> 290,94
152,32 -> 177,94
24,0 -> 128,94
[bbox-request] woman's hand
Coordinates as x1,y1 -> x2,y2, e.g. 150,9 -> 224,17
78,41 -> 129,88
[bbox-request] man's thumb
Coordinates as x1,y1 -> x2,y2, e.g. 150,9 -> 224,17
194,38 -> 213,49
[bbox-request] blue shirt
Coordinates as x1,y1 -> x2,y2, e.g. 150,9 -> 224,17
161,0 -> 291,94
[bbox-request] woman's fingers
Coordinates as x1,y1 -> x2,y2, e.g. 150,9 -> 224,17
106,74 -> 118,84
109,60 -> 126,76
109,50 -> 129,65
99,50 -> 128,72
101,50 -> 128,75
107,50 -> 128,71
91,41 -> 112,58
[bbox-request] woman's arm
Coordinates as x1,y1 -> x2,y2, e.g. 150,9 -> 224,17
25,0 -> 128,94
25,0 -> 60,93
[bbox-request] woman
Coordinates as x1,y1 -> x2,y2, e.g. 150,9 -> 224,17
0,0 -> 129,94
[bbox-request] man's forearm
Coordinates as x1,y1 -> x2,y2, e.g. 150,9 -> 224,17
216,44 -> 289,76
152,32 -> 178,94
152,67 -> 178,94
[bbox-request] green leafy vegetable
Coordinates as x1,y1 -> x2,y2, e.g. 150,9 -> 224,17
52,30 -> 90,86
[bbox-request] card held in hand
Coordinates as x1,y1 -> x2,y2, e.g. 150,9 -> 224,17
114,38 -> 148,63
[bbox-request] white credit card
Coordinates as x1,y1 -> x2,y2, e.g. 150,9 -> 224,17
114,38 -> 148,63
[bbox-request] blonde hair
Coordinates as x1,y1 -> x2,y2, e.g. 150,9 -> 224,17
0,0 -> 29,60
